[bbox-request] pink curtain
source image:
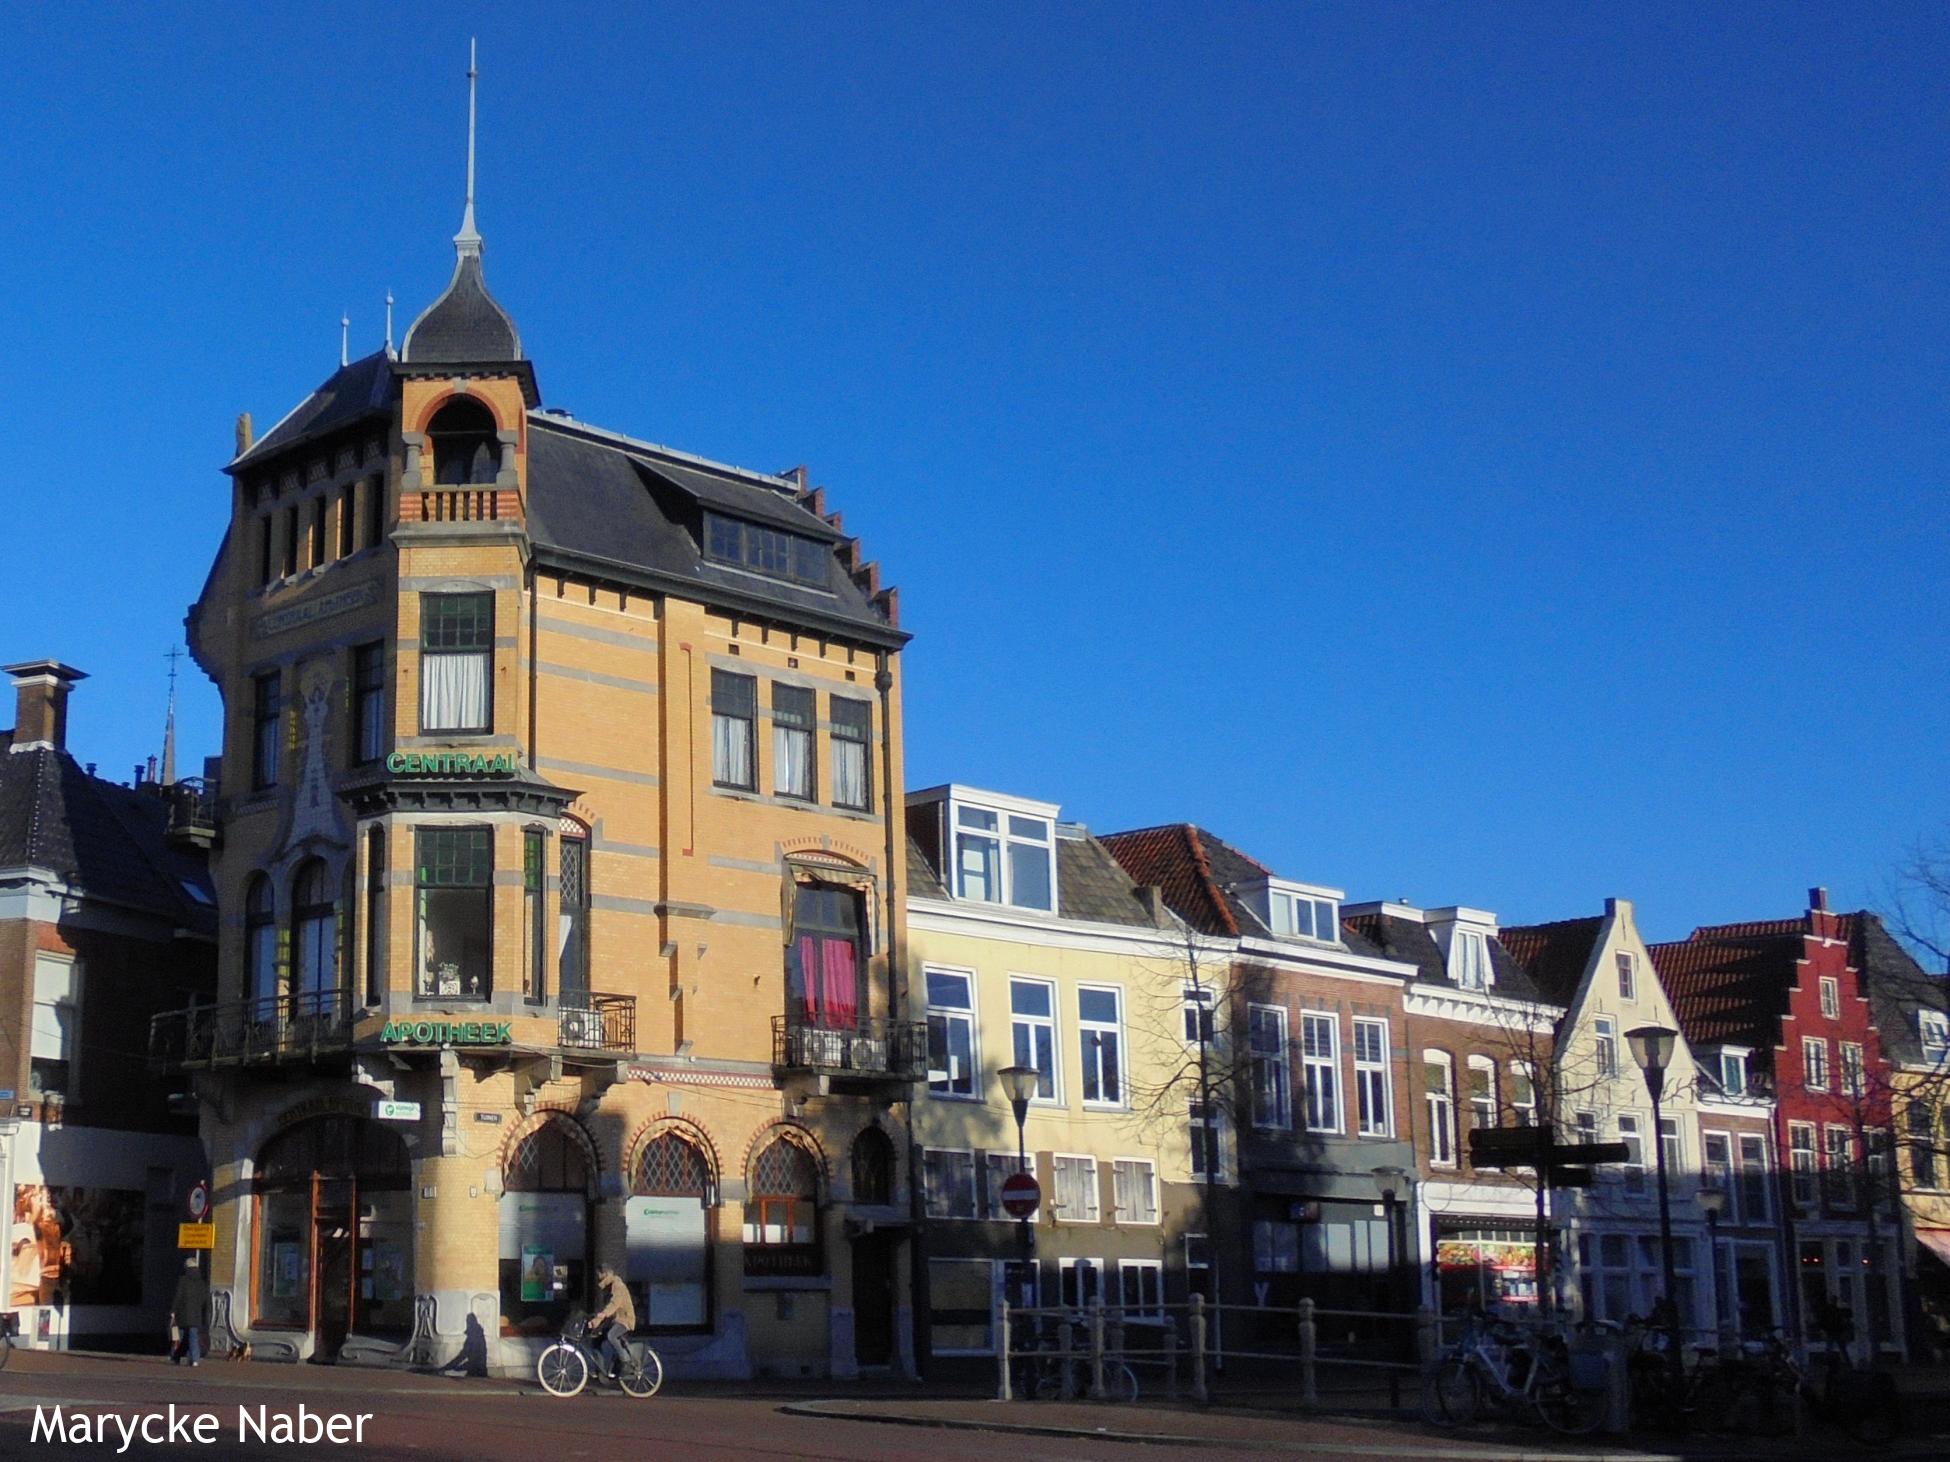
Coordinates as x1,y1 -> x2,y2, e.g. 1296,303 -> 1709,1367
820,939 -> 858,1028
795,935 -> 819,1023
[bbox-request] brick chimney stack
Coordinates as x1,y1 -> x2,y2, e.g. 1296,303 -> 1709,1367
5,661 -> 87,754
1809,886 -> 1829,912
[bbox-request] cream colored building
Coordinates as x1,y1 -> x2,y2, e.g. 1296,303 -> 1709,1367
904,785 -> 1200,1360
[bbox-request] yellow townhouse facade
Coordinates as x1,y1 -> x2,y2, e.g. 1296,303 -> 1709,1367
158,92 -> 918,1379
903,785 -> 1201,1365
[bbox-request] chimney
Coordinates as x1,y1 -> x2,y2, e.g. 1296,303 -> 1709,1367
1809,886 -> 1829,912
1136,884 -> 1168,926
235,411 -> 254,457
4,661 -> 87,754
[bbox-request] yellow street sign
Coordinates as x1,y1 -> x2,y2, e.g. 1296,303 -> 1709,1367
178,1222 -> 215,1249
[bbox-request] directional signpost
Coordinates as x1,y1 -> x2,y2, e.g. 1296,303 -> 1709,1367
999,1171 -> 1041,1220
1469,1125 -> 1630,1184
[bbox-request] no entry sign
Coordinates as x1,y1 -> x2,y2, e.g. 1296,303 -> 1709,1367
1000,1171 -> 1041,1220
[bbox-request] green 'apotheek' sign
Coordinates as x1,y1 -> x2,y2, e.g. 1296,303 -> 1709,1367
381,1020 -> 514,1046
386,751 -> 516,776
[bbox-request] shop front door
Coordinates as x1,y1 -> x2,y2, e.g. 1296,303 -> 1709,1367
313,1177 -> 355,1359
851,1232 -> 897,1368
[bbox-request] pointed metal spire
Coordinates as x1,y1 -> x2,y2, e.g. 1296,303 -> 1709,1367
340,312 -> 350,367
161,646 -> 182,787
454,39 -> 483,258
384,290 -> 396,356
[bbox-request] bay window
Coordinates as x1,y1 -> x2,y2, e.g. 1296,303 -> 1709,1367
419,592 -> 493,734
416,827 -> 492,998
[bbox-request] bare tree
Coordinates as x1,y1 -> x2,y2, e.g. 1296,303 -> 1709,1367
1885,833 -> 1950,973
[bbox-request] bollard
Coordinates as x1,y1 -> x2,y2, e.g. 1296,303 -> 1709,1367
1190,1293 -> 1209,1403
1164,1326 -> 1179,1401
1298,1296 -> 1319,1408
1059,1320 -> 1076,1400
997,1298 -> 1012,1402
1089,1297 -> 1107,1400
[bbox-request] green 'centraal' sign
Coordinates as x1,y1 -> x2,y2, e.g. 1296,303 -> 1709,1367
386,751 -> 516,776
381,1020 -> 514,1046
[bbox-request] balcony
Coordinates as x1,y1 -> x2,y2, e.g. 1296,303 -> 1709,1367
771,1016 -> 925,1084
150,991 -> 354,1070
558,992 -> 636,1054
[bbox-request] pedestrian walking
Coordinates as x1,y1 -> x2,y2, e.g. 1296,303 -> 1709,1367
171,1257 -> 210,1366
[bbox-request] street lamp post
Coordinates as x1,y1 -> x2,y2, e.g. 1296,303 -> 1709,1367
1372,1165 -> 1408,1313
1698,1186 -> 1727,1353
998,1065 -> 1040,1265
1627,1025 -> 1684,1387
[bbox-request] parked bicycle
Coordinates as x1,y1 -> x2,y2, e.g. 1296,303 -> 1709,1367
1010,1312 -> 1139,1403
1423,1313 -> 1605,1435
535,1309 -> 663,1398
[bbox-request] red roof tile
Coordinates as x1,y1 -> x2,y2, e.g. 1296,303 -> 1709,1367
1099,824 -> 1240,937
1649,935 -> 1794,1050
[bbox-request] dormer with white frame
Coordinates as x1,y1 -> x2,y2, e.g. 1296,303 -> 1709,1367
1240,876 -> 1344,947
1426,906 -> 1501,992
906,784 -> 1061,915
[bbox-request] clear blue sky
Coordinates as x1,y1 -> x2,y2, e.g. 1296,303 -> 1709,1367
2,3 -> 1944,940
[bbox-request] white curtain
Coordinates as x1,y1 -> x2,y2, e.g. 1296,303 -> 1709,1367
421,652 -> 488,731
834,740 -> 867,807
774,724 -> 811,798
713,712 -> 752,786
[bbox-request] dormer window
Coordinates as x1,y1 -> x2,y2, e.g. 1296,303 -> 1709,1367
702,512 -> 828,588
1453,931 -> 1491,990
1267,890 -> 1339,942
951,798 -> 1055,912
1718,1050 -> 1749,1097
427,397 -> 501,486
1921,1010 -> 1950,1063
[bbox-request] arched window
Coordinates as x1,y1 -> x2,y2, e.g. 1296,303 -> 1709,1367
251,1116 -> 411,1339
499,1116 -> 593,1336
851,1127 -> 894,1206
246,875 -> 278,1009
427,398 -> 500,486
632,1131 -> 713,1330
293,860 -> 337,1006
559,817 -> 590,1000
744,1134 -> 820,1276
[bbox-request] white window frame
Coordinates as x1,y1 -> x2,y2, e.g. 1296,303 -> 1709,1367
1052,1153 -> 1100,1223
1738,1132 -> 1770,1221
1188,1099 -> 1230,1184
1266,883 -> 1342,943
923,965 -> 980,1101
1453,930 -> 1491,990
949,791 -> 1058,912
1919,1009 -> 1950,1063
1839,1041 -> 1865,1097
1182,984 -> 1217,1047
1508,1060 -> 1537,1127
1058,1256 -> 1104,1309
1110,1157 -> 1159,1225
1618,1114 -> 1646,1196
1718,1048 -> 1749,1097
1353,1018 -> 1393,1137
1249,1004 -> 1293,1130
1078,984 -> 1125,1109
1616,950 -> 1636,1000
1803,1036 -> 1830,1092
1009,975 -> 1061,1104
30,953 -> 81,1099
1789,1121 -> 1818,1208
1424,1050 -> 1456,1168
1703,1131 -> 1735,1221
1466,1054 -> 1498,1132
1824,1125 -> 1855,1208
922,1147 -> 979,1220
1301,1011 -> 1342,1133
1819,976 -> 1840,1020
1594,1017 -> 1618,1078
1659,1114 -> 1683,1177
1115,1259 -> 1164,1319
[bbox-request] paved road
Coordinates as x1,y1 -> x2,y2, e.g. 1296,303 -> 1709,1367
0,1351 -> 1416,1461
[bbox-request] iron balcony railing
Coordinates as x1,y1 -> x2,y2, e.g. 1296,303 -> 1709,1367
149,990 -> 354,1070
558,992 -> 636,1053
771,1015 -> 926,1081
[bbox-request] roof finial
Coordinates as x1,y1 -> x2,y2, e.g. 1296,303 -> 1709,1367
161,645 -> 182,787
384,290 -> 396,356
340,312 -> 350,368
454,39 -> 482,258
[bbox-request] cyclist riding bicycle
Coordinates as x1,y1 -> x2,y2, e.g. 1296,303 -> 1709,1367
588,1267 -> 636,1384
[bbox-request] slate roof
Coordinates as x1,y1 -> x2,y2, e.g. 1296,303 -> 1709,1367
1853,914 -> 1949,1067
1648,933 -> 1793,1052
1344,911 -> 1555,1006
523,416 -> 902,644
230,350 -> 394,471
1097,823 -> 1386,958
1496,917 -> 1604,1007
401,252 -> 522,365
0,747 -> 213,932
906,817 -> 1160,929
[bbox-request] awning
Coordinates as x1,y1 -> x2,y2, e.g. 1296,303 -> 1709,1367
1915,1229 -> 1950,1269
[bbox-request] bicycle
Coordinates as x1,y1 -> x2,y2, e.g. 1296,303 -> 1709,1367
0,1311 -> 14,1370
1010,1314 -> 1139,1402
535,1313 -> 663,1398
1759,1330 -> 1903,1445
1423,1313 -> 1605,1435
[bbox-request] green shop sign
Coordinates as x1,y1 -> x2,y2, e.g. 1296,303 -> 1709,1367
381,1020 -> 514,1046
385,751 -> 516,777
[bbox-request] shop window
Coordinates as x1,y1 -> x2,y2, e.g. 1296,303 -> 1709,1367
500,1117 -> 593,1336
831,696 -> 872,810
851,1127 -> 894,1206
419,592 -> 493,734
630,1132 -> 713,1330
744,1135 -> 820,1275
416,827 -> 492,998
790,883 -> 861,1030
428,397 -> 500,486
558,820 -> 590,999
292,859 -> 338,1006
29,955 -> 80,1099
246,874 -> 278,1008
253,1117 -> 411,1337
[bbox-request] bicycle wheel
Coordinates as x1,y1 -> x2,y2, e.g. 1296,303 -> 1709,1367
617,1345 -> 663,1398
0,1334 -> 11,1371
537,1341 -> 588,1397
1534,1369 -> 1606,1436
1106,1362 -> 1138,1404
1423,1357 -> 1481,1427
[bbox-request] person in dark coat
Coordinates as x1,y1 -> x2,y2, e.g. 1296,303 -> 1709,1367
171,1257 -> 211,1366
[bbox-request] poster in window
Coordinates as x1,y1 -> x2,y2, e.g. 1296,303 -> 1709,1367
624,1197 -> 707,1326
521,1245 -> 554,1303
10,1184 -> 145,1306
272,1241 -> 304,1299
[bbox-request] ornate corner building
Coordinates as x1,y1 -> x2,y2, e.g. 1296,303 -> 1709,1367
163,103 -> 917,1377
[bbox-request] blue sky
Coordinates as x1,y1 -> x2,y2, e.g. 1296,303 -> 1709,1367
1,3 -> 1944,940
